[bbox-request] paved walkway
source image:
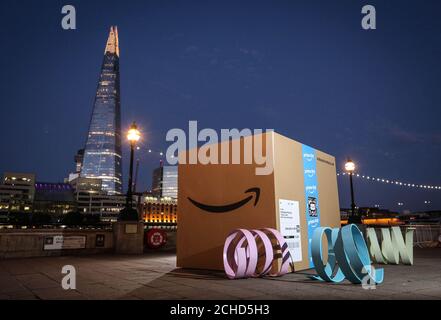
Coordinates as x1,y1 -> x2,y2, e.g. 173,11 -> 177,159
0,248 -> 440,300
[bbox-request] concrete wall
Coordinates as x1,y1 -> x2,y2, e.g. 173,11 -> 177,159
0,229 -> 114,259
114,222 -> 144,254
0,228 -> 177,259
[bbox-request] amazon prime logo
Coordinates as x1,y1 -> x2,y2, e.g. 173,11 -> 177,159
304,169 -> 316,178
303,153 -> 315,162
305,185 -> 317,195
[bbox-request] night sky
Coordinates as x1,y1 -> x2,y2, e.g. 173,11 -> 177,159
1,0 -> 440,212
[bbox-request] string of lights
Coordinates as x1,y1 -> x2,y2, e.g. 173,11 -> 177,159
337,172 -> 441,190
131,140 -> 441,192
134,140 -> 168,159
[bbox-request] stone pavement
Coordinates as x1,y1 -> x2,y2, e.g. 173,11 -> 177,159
0,248 -> 440,300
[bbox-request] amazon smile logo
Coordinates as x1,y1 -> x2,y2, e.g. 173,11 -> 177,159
188,188 -> 261,213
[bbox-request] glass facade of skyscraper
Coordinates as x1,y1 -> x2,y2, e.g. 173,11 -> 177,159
162,166 -> 178,199
81,26 -> 123,195
152,166 -> 178,200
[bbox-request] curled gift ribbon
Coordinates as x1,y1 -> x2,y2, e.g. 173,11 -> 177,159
223,228 -> 293,279
366,227 -> 414,265
311,224 -> 384,285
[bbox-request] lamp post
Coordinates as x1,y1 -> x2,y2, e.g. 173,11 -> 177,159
345,158 -> 361,224
125,122 -> 140,214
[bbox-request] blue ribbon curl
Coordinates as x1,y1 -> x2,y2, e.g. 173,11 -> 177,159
311,224 -> 384,285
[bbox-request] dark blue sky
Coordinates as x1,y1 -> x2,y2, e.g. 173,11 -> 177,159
0,0 -> 440,212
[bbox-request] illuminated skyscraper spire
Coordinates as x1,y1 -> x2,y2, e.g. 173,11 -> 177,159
104,26 -> 120,57
81,26 -> 123,194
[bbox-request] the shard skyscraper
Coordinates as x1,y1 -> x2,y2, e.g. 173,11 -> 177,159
81,26 -> 123,195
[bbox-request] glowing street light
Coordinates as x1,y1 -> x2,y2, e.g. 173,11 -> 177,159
121,122 -> 141,221
127,123 -> 141,143
345,159 -> 356,172
345,158 -> 361,224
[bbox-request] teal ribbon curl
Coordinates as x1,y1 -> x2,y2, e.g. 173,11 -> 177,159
311,224 -> 384,285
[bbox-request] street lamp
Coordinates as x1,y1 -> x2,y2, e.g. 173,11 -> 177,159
127,122 -> 140,207
345,158 -> 361,224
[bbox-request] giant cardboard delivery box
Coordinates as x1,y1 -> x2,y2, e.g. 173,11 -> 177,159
177,131 -> 340,271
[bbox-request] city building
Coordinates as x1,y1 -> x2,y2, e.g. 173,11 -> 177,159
74,149 -> 85,174
68,176 -> 129,222
70,177 -> 102,194
80,26 -> 123,195
76,192 -> 126,222
141,195 -> 178,226
33,183 -> 77,216
340,207 -> 401,226
65,149 -> 85,183
152,165 -> 178,200
0,172 -> 36,215
0,171 -> 134,223
399,210 -> 441,224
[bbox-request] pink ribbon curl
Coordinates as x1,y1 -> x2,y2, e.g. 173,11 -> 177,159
223,228 -> 293,280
